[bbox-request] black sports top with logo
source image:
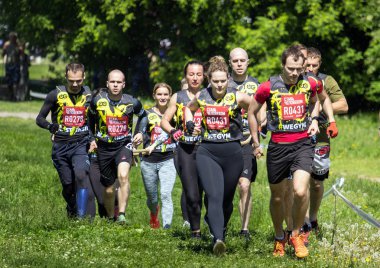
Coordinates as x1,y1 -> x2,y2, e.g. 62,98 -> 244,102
36,85 -> 92,142
142,107 -> 176,163
175,90 -> 202,144
89,90 -> 145,143
228,76 -> 259,133
266,75 -> 314,133
197,87 -> 243,143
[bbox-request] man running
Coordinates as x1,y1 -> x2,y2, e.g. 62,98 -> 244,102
2,32 -> 21,101
248,45 -> 338,258
228,47 -> 262,238
36,62 -> 95,218
302,47 -> 348,238
88,69 -> 147,223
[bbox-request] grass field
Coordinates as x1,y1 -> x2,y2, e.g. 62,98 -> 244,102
0,113 -> 379,267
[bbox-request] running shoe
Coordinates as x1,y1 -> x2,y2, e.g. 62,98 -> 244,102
289,235 -> 309,258
213,239 -> 226,256
163,224 -> 171,229
300,223 -> 311,246
150,206 -> 160,229
311,220 -> 319,234
191,231 -> 201,239
116,214 -> 127,224
239,230 -> 251,240
273,236 -> 287,257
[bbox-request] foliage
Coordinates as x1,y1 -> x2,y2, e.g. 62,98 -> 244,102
0,0 -> 380,102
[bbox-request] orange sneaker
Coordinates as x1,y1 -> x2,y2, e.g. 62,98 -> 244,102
300,223 -> 311,246
290,235 -> 309,258
273,235 -> 287,257
149,206 -> 160,229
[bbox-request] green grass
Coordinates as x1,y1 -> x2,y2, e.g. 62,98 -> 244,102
0,114 -> 379,267
0,100 -> 43,113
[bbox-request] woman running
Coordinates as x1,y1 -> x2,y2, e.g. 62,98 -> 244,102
185,56 -> 251,255
140,83 -> 177,229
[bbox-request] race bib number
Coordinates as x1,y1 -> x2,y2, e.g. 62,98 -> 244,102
204,106 -> 229,130
151,126 -> 172,145
281,94 -> 306,120
182,107 -> 203,129
106,116 -> 128,137
194,108 -> 202,127
63,106 -> 86,127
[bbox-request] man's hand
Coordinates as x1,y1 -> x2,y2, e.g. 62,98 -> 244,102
327,122 -> 338,138
133,133 -> 143,146
307,119 -> 320,137
252,143 -> 264,159
48,123 -> 59,134
88,140 -> 97,153
170,128 -> 183,141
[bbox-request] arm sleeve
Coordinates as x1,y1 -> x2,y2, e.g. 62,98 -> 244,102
254,81 -> 271,104
87,99 -> 97,142
308,77 -> 319,97
325,76 -> 345,102
36,91 -> 56,129
132,98 -> 148,136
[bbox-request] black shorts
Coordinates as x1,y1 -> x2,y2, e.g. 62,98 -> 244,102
267,138 -> 314,184
240,143 -> 257,182
97,140 -> 133,187
52,138 -> 90,185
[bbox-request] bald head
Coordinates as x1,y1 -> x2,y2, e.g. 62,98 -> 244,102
108,69 -> 125,82
229,48 -> 249,80
229,47 -> 248,60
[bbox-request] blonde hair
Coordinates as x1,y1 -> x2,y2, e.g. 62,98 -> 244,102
206,55 -> 228,80
153,82 -> 172,95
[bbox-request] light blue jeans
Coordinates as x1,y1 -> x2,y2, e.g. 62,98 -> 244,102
140,158 -> 176,226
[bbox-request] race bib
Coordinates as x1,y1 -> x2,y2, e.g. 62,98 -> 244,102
281,94 -> 306,120
106,116 -> 128,137
151,126 -> 172,145
182,107 -> 203,129
194,108 -> 202,127
204,105 -> 229,130
63,106 -> 86,127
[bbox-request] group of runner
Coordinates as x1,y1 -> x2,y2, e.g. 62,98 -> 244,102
36,44 -> 348,257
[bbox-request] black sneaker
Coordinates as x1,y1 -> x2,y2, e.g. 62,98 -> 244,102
191,231 -> 201,239
163,224 -> 171,229
239,229 -> 250,240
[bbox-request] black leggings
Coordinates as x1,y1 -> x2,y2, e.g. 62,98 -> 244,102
174,143 -> 202,231
196,141 -> 243,240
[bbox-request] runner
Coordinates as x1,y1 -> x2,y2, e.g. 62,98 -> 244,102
228,47 -> 263,238
185,56 -> 251,256
140,82 -> 177,229
88,69 -> 147,223
248,45 -> 338,258
161,60 -> 204,238
302,47 -> 348,239
36,62 -> 95,218
2,32 -> 20,101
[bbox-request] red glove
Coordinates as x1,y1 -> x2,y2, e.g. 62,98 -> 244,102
326,122 -> 338,138
170,129 -> 183,141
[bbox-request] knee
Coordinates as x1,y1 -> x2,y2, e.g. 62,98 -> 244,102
118,173 -> 129,184
311,180 -> 323,193
238,180 -> 251,195
293,187 -> 307,199
104,186 -> 114,196
161,191 -> 172,202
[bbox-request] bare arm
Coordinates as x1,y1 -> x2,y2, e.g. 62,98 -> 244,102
236,91 -> 251,111
332,97 -> 348,114
248,97 -> 264,158
307,94 -> 320,136
160,93 -> 178,133
318,89 -> 336,123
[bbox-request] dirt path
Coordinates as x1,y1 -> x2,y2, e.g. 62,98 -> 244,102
0,111 -> 38,120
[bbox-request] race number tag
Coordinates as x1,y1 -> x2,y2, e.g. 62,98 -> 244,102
151,126 -> 172,145
281,94 -> 306,120
182,107 -> 203,130
63,106 -> 86,127
193,108 -> 202,127
106,116 -> 128,137
204,105 -> 229,130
